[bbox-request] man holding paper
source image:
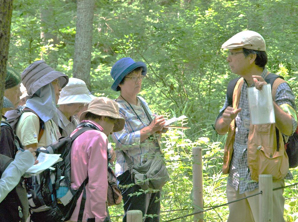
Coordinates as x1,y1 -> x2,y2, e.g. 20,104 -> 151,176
215,30 -> 297,222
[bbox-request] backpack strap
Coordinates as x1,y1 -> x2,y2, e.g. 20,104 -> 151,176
264,73 -> 286,151
54,126 -> 95,188
1,120 -> 11,128
226,73 -> 284,106
62,126 -> 95,221
265,73 -> 286,100
23,108 -> 45,142
227,77 -> 241,107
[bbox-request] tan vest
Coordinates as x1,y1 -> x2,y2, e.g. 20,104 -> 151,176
222,77 -> 289,181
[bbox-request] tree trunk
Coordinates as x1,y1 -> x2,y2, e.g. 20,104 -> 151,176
0,0 -> 14,118
40,7 -> 60,68
73,0 -> 95,89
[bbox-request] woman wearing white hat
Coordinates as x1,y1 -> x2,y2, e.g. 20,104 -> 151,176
57,78 -> 93,137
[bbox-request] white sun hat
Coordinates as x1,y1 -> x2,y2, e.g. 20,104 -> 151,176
58,78 -> 93,105
20,83 -> 28,100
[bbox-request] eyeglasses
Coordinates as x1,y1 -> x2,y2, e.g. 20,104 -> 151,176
227,51 -> 244,56
125,75 -> 145,82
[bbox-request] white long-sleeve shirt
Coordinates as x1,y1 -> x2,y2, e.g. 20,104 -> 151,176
0,150 -> 34,202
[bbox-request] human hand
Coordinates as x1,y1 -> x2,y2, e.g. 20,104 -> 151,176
27,148 -> 38,164
156,127 -> 168,134
150,115 -> 166,134
222,106 -> 241,123
252,75 -> 267,90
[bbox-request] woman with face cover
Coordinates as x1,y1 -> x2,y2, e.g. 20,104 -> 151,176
15,60 -> 68,221
16,60 -> 69,151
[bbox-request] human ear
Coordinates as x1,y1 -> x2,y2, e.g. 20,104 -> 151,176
249,53 -> 257,64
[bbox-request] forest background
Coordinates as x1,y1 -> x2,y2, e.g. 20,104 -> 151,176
2,0 -> 298,221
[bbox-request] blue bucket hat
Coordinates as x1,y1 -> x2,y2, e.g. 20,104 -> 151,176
110,57 -> 147,91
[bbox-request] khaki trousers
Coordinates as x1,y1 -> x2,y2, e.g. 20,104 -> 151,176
226,180 -> 285,222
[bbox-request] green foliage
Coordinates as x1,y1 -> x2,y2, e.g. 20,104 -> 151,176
9,0 -> 298,220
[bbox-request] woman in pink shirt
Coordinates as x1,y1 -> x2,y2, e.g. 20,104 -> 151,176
67,97 -> 124,222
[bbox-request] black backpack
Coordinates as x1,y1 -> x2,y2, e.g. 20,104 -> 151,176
0,154 -> 29,222
225,73 -> 298,168
27,127 -> 92,222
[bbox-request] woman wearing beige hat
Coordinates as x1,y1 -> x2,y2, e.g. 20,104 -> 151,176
110,57 -> 167,222
57,78 -> 93,137
67,97 -> 124,222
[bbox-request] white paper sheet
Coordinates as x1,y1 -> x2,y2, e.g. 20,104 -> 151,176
164,115 -> 187,126
25,152 -> 61,175
247,84 -> 275,125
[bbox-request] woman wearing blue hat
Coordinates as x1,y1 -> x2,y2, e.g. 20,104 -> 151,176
111,57 -> 167,222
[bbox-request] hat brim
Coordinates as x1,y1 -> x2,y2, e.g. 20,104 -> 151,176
111,61 -> 147,91
29,71 -> 69,96
58,94 -> 93,105
79,110 -> 125,132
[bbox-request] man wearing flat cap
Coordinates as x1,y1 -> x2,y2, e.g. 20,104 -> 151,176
215,30 -> 297,221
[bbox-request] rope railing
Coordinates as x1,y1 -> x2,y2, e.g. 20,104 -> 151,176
163,177 -> 298,221
163,191 -> 262,222
273,182 -> 298,191
113,180 -> 298,221
121,146 -> 298,222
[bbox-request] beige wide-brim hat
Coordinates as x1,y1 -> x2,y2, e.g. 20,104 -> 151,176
58,78 -> 93,105
221,30 -> 266,51
80,97 -> 125,132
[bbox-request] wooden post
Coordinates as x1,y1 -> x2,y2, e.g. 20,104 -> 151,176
259,174 -> 273,222
192,147 -> 204,222
127,210 -> 142,222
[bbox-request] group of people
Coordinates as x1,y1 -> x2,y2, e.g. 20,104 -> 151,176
0,56 -> 167,222
0,29 -> 296,222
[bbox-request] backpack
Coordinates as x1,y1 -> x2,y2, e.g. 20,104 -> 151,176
5,107 -> 45,142
28,124 -> 121,221
226,73 -> 298,168
0,120 -> 22,159
27,127 -> 91,222
0,154 -> 29,222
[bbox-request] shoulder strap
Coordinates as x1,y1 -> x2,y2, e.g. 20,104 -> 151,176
122,97 -> 152,169
71,126 -> 94,141
1,120 -> 11,128
23,108 -> 45,142
138,96 -> 153,123
138,96 -> 163,149
227,77 -> 241,106
264,73 -> 286,100
226,73 -> 285,106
